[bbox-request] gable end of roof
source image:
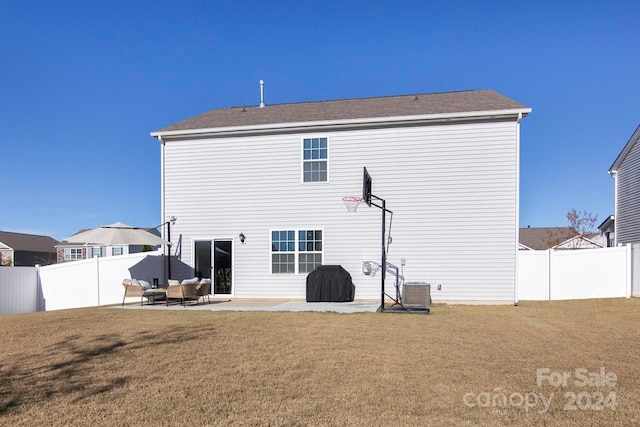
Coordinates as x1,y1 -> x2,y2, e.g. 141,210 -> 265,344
610,124 -> 640,173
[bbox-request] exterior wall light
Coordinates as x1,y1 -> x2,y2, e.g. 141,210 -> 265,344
239,233 -> 246,244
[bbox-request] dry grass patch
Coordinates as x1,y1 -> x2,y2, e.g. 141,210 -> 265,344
1,299 -> 639,426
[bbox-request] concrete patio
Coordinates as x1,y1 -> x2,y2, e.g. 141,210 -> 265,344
117,299 -> 380,313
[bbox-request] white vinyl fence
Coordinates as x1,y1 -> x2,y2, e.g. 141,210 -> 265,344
0,267 -> 41,315
632,244 -> 640,298
39,251 -> 165,311
0,251 -> 165,314
2,246 -> 638,314
517,246 -> 633,301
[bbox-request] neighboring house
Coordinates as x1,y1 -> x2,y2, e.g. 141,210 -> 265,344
56,228 -> 161,263
0,231 -> 58,266
519,227 -> 603,250
598,215 -> 615,247
519,227 -> 579,250
553,233 -> 603,250
609,124 -> 640,245
151,88 -> 531,303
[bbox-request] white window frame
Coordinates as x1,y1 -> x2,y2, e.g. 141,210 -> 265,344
270,228 -> 324,274
301,137 -> 329,183
112,247 -> 123,256
64,248 -> 83,260
91,247 -> 103,258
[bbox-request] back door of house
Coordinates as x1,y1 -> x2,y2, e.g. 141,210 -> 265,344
194,239 -> 233,296
213,240 -> 232,295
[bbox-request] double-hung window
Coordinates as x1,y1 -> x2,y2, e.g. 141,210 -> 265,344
271,229 -> 323,274
303,137 -> 328,182
271,231 -> 296,273
112,247 -> 123,256
64,248 -> 82,261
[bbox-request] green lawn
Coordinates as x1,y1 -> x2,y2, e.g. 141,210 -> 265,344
1,299 -> 639,426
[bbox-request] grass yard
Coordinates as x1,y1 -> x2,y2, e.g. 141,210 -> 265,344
1,299 -> 639,426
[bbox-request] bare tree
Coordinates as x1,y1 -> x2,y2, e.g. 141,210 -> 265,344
567,208 -> 598,236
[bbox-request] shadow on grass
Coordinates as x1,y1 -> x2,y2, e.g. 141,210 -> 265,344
0,324 -> 216,414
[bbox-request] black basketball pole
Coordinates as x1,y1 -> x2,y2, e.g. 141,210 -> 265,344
381,198 -> 386,312
370,195 -> 391,312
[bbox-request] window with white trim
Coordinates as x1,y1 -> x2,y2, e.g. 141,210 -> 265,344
91,247 -> 103,258
302,137 -> 328,182
64,248 -> 82,260
271,229 -> 323,274
112,247 -> 123,256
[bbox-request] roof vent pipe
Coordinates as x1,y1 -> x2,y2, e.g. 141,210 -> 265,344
259,80 -> 265,108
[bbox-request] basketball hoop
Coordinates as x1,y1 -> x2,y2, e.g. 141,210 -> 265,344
342,196 -> 364,212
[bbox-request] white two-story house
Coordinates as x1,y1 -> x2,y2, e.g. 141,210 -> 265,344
151,88 -> 530,303
609,124 -> 640,245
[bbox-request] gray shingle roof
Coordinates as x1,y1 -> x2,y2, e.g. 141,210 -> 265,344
155,89 -> 528,133
0,231 -> 59,252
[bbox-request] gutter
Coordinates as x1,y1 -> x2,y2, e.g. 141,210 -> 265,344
151,108 -> 532,140
514,112 -> 522,307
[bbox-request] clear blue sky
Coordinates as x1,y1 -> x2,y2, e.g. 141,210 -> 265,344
1,1 -> 638,240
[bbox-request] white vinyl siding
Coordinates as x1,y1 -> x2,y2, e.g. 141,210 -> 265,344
163,120 -> 519,301
616,139 -> 640,244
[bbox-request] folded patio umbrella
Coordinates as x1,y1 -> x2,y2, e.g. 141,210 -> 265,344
63,222 -> 170,246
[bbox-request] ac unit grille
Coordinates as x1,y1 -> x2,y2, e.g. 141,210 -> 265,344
403,282 -> 431,307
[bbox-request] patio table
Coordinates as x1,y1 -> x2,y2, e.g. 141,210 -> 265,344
146,288 -> 167,305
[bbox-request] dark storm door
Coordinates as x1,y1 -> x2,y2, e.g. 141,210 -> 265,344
213,240 -> 232,295
194,240 -> 212,280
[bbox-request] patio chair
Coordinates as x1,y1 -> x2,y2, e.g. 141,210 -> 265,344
166,280 -> 200,306
197,278 -> 212,304
122,279 -> 161,306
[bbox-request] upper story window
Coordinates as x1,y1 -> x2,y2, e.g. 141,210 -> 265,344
303,137 -> 328,182
64,248 -> 82,260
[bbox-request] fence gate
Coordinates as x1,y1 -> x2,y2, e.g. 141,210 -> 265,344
0,267 -> 40,315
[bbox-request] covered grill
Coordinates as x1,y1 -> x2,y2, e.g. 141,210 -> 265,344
306,265 -> 355,302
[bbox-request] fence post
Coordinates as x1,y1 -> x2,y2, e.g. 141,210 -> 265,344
95,256 -> 101,306
626,244 -> 632,298
35,264 -> 43,311
547,249 -> 552,300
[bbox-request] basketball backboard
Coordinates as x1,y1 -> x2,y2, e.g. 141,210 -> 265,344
363,167 -> 372,207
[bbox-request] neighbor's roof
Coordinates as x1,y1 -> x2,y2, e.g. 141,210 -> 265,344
0,231 -> 59,253
519,227 -> 578,250
597,215 -> 614,232
610,124 -> 640,172
56,228 -> 90,247
154,89 -> 529,134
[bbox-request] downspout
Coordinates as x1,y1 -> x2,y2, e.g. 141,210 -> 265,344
158,135 -> 167,283
611,171 -> 618,246
514,112 -> 522,306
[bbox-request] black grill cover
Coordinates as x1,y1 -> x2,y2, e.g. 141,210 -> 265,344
306,265 -> 355,302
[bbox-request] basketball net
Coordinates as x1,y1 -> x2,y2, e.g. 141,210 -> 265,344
342,196 -> 364,212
